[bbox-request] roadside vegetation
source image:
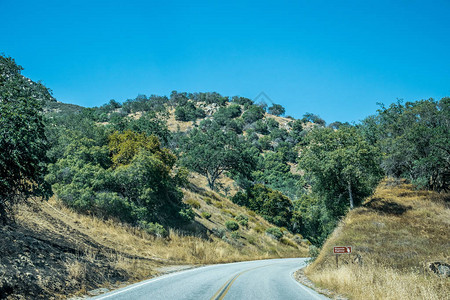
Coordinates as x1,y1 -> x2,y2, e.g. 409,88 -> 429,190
305,179 -> 449,300
1,54 -> 449,298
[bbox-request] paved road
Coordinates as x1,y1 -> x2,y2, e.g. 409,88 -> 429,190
92,258 -> 329,300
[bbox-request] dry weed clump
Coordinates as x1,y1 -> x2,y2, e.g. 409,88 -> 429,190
65,259 -> 87,282
306,179 -> 450,300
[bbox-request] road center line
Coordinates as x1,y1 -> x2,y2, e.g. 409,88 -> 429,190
210,264 -> 274,300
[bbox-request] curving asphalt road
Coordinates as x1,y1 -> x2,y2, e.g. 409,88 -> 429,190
92,258 -> 329,300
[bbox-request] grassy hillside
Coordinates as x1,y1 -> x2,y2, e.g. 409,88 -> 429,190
1,178 -> 307,299
305,179 -> 449,300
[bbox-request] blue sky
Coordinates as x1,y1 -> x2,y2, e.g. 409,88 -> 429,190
1,0 -> 449,123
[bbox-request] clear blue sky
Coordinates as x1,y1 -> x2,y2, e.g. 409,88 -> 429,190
1,0 -> 449,123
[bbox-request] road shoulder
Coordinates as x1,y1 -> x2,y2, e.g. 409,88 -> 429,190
293,267 -> 347,300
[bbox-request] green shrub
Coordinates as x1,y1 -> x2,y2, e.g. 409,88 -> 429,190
204,197 -> 213,204
201,211 -> 212,219
235,214 -> 249,227
179,206 -> 195,222
186,198 -> 201,209
280,237 -> 297,248
225,220 -> 240,231
309,245 -> 320,261
212,227 -> 226,238
138,221 -> 168,238
230,231 -> 240,239
266,227 -> 283,240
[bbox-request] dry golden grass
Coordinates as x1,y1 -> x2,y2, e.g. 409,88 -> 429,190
305,179 -> 450,300
307,262 -> 448,300
166,108 -> 195,132
16,178 -> 307,284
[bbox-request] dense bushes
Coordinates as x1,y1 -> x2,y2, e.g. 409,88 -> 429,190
242,105 -> 265,124
225,220 -> 240,231
175,102 -> 206,121
5,55 -> 442,250
266,227 -> 283,240
0,55 -> 52,223
360,98 -> 449,191
232,184 -> 293,228
46,127 -> 191,226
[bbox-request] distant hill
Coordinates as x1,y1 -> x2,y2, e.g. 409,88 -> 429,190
3,54 -> 449,299
44,101 -> 84,115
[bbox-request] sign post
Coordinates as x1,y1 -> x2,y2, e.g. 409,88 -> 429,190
333,246 -> 352,268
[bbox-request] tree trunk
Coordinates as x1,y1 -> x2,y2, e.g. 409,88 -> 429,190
348,181 -> 354,209
207,176 -> 216,190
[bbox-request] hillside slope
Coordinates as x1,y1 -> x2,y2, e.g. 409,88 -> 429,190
304,179 -> 449,300
0,179 -> 307,299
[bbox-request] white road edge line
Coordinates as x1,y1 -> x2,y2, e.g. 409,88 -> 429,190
290,268 -> 325,300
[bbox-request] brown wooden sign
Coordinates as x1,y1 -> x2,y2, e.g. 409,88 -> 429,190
333,246 -> 352,254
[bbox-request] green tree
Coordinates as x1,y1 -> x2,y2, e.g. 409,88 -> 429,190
252,152 -> 302,199
108,130 -> 175,168
47,131 -> 187,225
182,123 -> 256,190
360,99 -> 450,191
174,102 -> 205,121
268,104 -> 285,116
299,126 -> 383,212
242,105 -> 265,124
232,184 -> 293,228
0,55 -> 52,223
302,112 -> 326,126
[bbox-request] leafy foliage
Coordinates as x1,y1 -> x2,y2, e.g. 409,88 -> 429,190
225,220 -> 239,231
268,104 -> 285,116
181,122 -> 256,190
266,227 -> 283,240
302,112 -> 326,126
235,214 -> 249,227
232,184 -> 293,228
46,128 -> 188,226
299,126 -> 383,215
108,130 -> 175,168
138,221 -> 168,238
242,105 -> 265,124
360,99 -> 450,191
175,101 -> 206,121
0,55 -> 52,223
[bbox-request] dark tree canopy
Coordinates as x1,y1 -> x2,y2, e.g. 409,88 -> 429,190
268,104 -> 286,116
299,126 -> 383,214
181,123 -> 256,190
0,55 -> 52,223
360,98 -> 450,191
302,112 -> 326,126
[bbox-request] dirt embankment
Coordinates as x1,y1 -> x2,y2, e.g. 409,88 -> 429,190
0,208 -> 131,299
302,179 -> 450,300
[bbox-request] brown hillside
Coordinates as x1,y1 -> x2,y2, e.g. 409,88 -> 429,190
305,179 -> 450,300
